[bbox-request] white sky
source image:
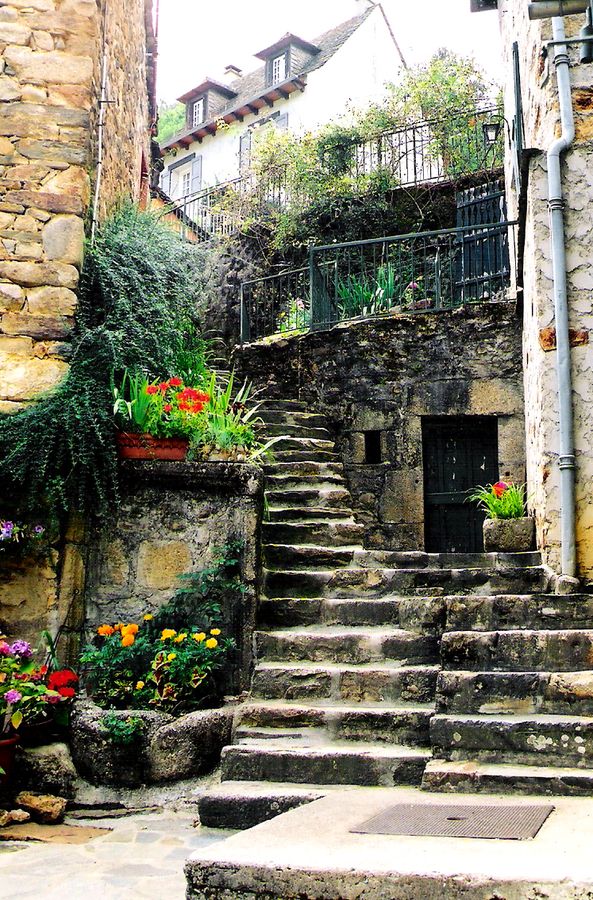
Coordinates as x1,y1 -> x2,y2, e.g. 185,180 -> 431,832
156,0 -> 503,104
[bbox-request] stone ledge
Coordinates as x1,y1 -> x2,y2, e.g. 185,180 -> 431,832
119,459 -> 265,497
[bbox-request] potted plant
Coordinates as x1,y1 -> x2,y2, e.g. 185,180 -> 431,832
112,371 -> 210,461
470,481 -> 535,553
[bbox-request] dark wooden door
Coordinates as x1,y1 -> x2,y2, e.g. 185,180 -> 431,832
423,417 -> 498,553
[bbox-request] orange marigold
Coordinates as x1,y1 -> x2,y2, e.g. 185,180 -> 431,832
97,624 -> 114,637
121,634 -> 135,647
121,623 -> 139,636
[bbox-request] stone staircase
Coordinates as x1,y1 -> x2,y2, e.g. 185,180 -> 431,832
196,399 -> 568,829
423,593 -> 593,796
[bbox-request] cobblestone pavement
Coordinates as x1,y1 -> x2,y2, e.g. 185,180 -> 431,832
0,810 -> 235,899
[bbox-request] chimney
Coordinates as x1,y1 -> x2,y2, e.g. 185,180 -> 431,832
224,64 -> 242,81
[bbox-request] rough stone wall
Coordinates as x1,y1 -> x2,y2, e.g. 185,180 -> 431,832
235,303 -> 525,550
83,462 -> 264,693
499,3 -> 593,579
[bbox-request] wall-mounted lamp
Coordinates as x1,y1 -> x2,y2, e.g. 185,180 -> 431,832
483,121 -> 502,146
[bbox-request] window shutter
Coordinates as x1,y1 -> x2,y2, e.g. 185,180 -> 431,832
239,131 -> 252,171
160,167 -> 172,196
191,156 -> 202,194
275,113 -> 289,131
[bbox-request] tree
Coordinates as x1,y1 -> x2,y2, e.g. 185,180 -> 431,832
157,102 -> 185,144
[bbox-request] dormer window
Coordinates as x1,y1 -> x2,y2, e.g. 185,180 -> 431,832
192,98 -> 205,127
271,53 -> 286,84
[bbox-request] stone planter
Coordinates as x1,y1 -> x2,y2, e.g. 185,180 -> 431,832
483,517 -> 535,553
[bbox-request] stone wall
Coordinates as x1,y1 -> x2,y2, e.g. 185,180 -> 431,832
498,3 -> 593,579
235,302 -> 525,550
83,462 -> 264,693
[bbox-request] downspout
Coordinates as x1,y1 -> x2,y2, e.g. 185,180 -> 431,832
547,16 -> 577,578
91,1 -> 109,243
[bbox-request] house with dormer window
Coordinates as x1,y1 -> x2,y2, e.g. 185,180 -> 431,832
159,6 -> 405,201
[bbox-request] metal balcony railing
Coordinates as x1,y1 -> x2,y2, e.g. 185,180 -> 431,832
240,221 -> 517,344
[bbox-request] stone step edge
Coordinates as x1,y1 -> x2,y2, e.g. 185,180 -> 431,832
221,741 -> 431,759
422,758 -> 593,791
238,699 -> 434,715
431,712 -> 593,726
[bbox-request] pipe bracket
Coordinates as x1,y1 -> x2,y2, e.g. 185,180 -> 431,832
559,454 -> 576,470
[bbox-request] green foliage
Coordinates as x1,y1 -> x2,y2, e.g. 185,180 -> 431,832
157,102 -> 186,144
188,372 -> 272,460
469,482 -> 526,520
100,714 -> 146,746
0,203 -> 211,519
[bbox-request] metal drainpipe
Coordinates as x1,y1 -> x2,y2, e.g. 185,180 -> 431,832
547,16 -> 577,577
91,1 -> 109,243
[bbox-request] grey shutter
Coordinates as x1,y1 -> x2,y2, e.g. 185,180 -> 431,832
275,113 -> 289,131
160,167 -> 172,196
191,156 -> 202,194
239,131 -> 252,171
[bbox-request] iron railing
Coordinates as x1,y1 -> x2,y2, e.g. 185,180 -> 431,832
164,107 -> 505,242
240,221 -> 517,343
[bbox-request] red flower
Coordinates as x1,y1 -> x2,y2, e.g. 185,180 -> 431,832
146,385 -> 158,395
56,686 -> 76,698
492,481 -> 509,498
178,401 -> 190,412
164,404 -> 172,413
48,669 -> 78,690
196,392 -> 210,403
158,382 -> 170,393
169,377 -> 183,387
190,402 -> 204,414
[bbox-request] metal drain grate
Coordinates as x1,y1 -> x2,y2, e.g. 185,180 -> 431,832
351,802 -> 554,840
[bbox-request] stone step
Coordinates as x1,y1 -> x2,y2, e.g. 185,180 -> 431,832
266,475 -> 347,493
258,400 -> 308,412
265,489 -> 352,510
263,566 -> 549,600
359,551 -> 542,571
266,506 -> 355,522
264,544 -> 361,571
251,661 -> 439,705
262,423 -> 332,440
441,628 -> 593,672
257,596 -> 445,631
264,462 -> 344,479
430,712 -> 593,767
258,410 -> 328,429
422,759 -> 593,796
220,740 -> 430,786
197,780 -> 326,830
256,626 -> 438,665
273,450 -> 340,464
268,437 -> 335,454
436,670 -> 593,716
444,594 -> 593,632
236,701 -> 432,746
262,521 -> 364,549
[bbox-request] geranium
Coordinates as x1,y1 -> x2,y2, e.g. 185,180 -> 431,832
0,642 -> 77,734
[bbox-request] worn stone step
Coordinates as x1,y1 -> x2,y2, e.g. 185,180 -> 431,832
266,489 -> 352,510
258,596 -> 444,631
263,423 -> 332,440
266,506 -> 354,522
268,437 -> 335,454
263,566 -> 549,600
264,544 -> 360,571
441,628 -> 593,672
436,670 -> 593,716
256,626 -> 438,665
430,712 -> 593,766
422,759 -> 593,797
262,521 -> 364,549
264,461 -> 344,479
197,781 -> 325,830
236,701 -> 432,746
220,741 -> 430,786
444,594 -> 593,632
258,410 -> 328,428
266,476 -> 347,494
273,450 -> 340,464
251,661 -> 439,705
359,551 -> 542,571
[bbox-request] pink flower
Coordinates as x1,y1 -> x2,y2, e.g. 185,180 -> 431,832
5,690 -> 22,704
492,481 -> 509,498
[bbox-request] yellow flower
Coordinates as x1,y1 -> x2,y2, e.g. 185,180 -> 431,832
97,624 -> 115,637
167,652 -> 177,662
210,628 -> 221,636
121,634 -> 135,647
135,681 -> 145,691
192,632 -> 206,642
121,623 -> 139,636
174,633 -> 187,643
205,638 -> 218,649
161,628 -> 177,641
143,614 -> 153,621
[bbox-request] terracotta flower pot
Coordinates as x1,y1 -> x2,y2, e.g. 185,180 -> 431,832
0,734 -> 19,785
483,517 -> 535,553
116,432 -> 189,461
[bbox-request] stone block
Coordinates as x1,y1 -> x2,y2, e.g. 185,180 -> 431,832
15,241 -> 43,260
0,352 -> 67,400
136,540 -> 192,590
15,791 -> 67,824
42,214 -> 84,265
43,166 -> 90,206
0,282 -> 24,312
32,30 -> 54,51
148,708 -> 234,782
18,139 -> 87,166
27,285 -> 77,316
0,334 -> 33,354
21,85 -> 47,103
4,47 -> 93,86
0,137 -> 15,157
16,742 -> 77,798
1,312 -> 73,340
4,0 -> 55,9
6,190 -> 83,215
380,469 -> 423,525
0,22 -> 32,45
0,77 -> 22,102
483,518 -> 535,553
0,260 -> 78,287
47,85 -> 92,109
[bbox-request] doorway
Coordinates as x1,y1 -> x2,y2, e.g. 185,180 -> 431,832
422,417 -> 499,553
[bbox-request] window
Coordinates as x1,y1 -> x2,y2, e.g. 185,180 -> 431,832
181,170 -> 191,196
192,98 -> 205,127
271,53 -> 286,84
364,431 -> 382,465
